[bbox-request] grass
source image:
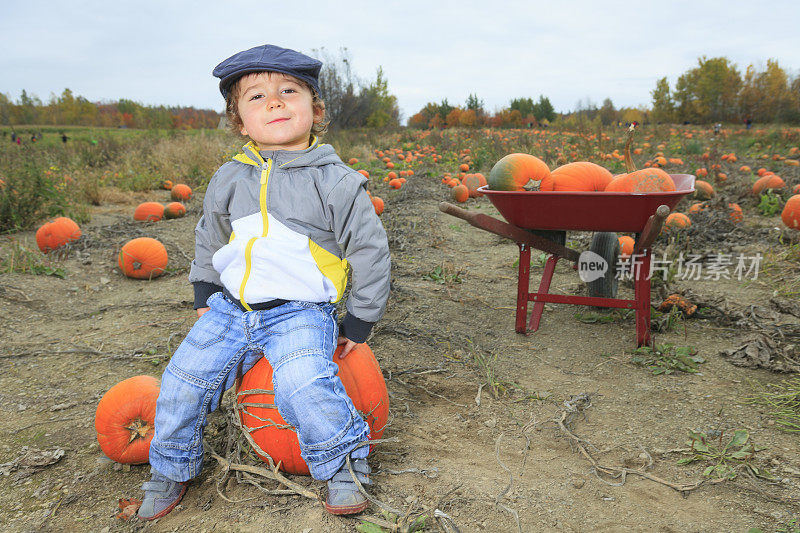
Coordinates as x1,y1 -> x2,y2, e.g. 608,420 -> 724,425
422,263 -> 464,285
746,377 -> 800,432
0,126 -> 234,232
0,237 -> 66,277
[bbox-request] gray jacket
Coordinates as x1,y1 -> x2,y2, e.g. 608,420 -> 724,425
189,138 -> 390,342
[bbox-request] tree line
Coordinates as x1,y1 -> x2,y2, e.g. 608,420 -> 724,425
408,95 -> 557,129
651,57 -> 800,124
4,54 -> 798,131
0,88 -> 220,129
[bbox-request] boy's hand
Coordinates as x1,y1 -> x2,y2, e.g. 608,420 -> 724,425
336,336 -> 360,359
197,307 -> 210,318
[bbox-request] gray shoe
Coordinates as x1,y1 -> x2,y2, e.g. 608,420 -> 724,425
137,471 -> 187,521
325,457 -> 372,515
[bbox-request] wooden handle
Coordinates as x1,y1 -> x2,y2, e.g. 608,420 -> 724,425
633,204 -> 670,255
439,202 -> 580,262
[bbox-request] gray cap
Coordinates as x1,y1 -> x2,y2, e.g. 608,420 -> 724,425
213,44 -> 322,99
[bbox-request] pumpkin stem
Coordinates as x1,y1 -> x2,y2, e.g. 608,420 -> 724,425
624,124 -> 637,174
124,418 -> 152,443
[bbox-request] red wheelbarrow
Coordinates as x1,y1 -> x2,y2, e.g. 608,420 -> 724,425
439,174 -> 695,347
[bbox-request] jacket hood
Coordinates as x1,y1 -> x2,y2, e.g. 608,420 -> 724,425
233,137 -> 343,169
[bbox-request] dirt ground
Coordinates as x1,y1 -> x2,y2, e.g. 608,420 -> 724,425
1,174 -> 799,533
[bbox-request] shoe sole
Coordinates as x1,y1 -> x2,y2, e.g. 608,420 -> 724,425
138,483 -> 187,521
324,499 -> 369,515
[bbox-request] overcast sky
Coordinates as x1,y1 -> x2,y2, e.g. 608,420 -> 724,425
3,1 -> 799,121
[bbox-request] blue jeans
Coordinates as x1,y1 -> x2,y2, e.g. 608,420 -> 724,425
149,292 -> 370,482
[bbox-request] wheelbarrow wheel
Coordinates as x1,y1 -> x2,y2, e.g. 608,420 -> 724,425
587,232 -> 619,299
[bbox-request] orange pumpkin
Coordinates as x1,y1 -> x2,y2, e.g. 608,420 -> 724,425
452,184 -> 469,203
694,180 -> 714,200
95,375 -> 160,464
618,235 -> 635,257
237,343 -> 389,475
170,184 -> 192,201
35,217 -> 81,253
606,126 -> 675,193
488,153 -> 550,191
348,158 -> 358,165
133,202 -> 165,222
665,213 -> 691,229
782,195 -> 800,230
462,173 -> 487,197
118,237 -> 168,279
605,168 -> 675,192
388,178 -> 403,189
728,203 -> 743,223
540,162 -> 613,192
688,202 -> 707,214
164,202 -> 186,219
752,174 -> 786,195
357,169 -> 369,179
371,196 -> 384,216
160,180 -> 173,190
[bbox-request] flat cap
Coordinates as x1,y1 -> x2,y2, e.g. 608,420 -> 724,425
213,44 -> 322,99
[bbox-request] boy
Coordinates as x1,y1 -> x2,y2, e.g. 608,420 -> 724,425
138,44 -> 391,520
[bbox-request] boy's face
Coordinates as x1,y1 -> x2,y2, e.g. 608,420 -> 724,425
236,72 -> 323,151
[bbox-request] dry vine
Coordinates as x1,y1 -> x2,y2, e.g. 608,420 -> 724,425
556,393 -> 707,493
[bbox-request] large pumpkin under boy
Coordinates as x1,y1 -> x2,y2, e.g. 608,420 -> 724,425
237,343 -> 389,475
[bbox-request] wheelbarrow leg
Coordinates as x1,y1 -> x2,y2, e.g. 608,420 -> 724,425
516,244 -> 531,334
634,251 -> 653,347
529,254 -> 559,332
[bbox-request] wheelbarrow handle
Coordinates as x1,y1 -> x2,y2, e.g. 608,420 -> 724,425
633,204 -> 670,256
439,202 -> 580,262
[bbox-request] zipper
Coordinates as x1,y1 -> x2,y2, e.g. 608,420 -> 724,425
239,158 -> 272,311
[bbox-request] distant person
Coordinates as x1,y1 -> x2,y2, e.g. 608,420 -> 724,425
745,118 -> 752,130
713,123 -> 721,135
61,133 -> 68,143
31,134 -> 37,143
10,131 -> 17,143
136,44 -> 390,521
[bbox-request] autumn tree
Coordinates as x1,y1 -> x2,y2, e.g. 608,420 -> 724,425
650,77 -> 675,123
755,59 -> 792,122
465,93 -> 485,122
673,56 -> 741,123
598,98 -> 617,125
